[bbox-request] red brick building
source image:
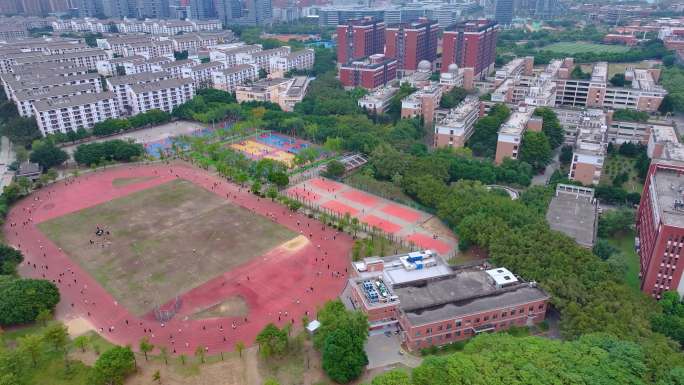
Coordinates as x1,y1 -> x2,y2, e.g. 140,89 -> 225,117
636,159 -> 684,299
441,20 -> 498,80
336,17 -> 386,64
346,252 -> 549,351
385,18 -> 440,72
603,34 -> 638,46
338,54 -> 397,90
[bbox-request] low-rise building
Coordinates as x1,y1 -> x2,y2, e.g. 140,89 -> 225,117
236,76 -> 311,111
269,49 -> 315,77
339,54 -> 398,90
13,83 -> 98,117
358,86 -> 398,114
648,125 -> 681,159
126,78 -> 195,115
401,83 -> 443,128
494,106 -> 535,164
546,184 -> 598,248
212,64 -> 259,92
182,61 -> 225,89
106,72 -> 173,115
33,91 -> 119,136
209,45 -> 262,67
433,96 -> 481,148
569,109 -> 608,185
346,251 -> 549,350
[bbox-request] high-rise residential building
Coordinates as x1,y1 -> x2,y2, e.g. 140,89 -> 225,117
336,17 -> 385,64
494,0 -> 513,25
189,0 -> 214,19
216,0 -> 242,25
384,18 -> 439,72
102,0 -> 131,18
0,0 -> 20,15
441,19 -> 498,80
636,159 -> 684,299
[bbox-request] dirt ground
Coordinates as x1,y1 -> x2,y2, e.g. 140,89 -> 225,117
189,296 -> 249,319
38,179 -> 297,316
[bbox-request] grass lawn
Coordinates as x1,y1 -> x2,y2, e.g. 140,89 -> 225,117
606,231 -> 640,291
540,42 -> 630,55
600,154 -> 643,193
38,179 -> 297,316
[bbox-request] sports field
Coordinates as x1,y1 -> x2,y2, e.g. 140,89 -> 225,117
38,179 -> 297,316
540,42 -> 630,54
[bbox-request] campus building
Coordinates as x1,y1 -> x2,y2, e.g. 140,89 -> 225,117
358,86 -> 399,114
106,72 -> 173,115
126,78 -> 195,115
441,20 -> 498,80
636,159 -> 684,299
568,109 -> 608,186
269,49 -> 315,78
494,106 -> 538,164
236,77 -> 311,112
336,17 -> 386,64
400,83 -> 443,128
33,91 -> 119,136
211,64 -> 259,92
209,45 -> 263,67
384,18 -> 440,72
339,54 -> 398,90
433,96 -> 481,148
546,184 -> 599,249
345,251 -> 549,351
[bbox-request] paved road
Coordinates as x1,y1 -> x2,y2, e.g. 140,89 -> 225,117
532,148 -> 561,186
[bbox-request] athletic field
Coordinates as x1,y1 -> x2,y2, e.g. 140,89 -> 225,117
38,178 -> 296,316
540,42 -> 630,54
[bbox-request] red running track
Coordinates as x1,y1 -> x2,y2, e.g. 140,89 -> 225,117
4,163 -> 353,355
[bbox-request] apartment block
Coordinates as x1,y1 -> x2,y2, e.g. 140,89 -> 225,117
236,47 -> 291,71
494,106 -> 535,164
336,17 -> 385,64
209,45 -> 262,67
126,78 -> 195,115
11,49 -> 110,72
385,18 -> 440,72
236,76 -> 311,112
171,33 -> 227,53
161,59 -> 200,79
400,83 -> 443,128
212,64 -> 259,92
439,64 -> 475,91
636,159 -> 684,299
182,62 -> 226,89
106,72 -> 173,115
13,83 -> 98,118
441,20 -> 498,80
269,49 -> 315,78
339,54 -> 398,90
433,96 -> 481,148
358,86 -> 398,114
33,92 -> 119,136
347,251 -> 549,350
2,72 -> 101,104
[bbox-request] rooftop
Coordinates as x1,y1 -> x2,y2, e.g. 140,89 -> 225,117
499,107 -> 534,136
591,62 -> 608,83
437,96 -> 480,127
107,71 -> 169,86
14,83 -> 96,101
394,266 -> 548,326
33,91 -> 115,112
649,161 -> 684,227
128,77 -> 193,93
546,184 -> 598,248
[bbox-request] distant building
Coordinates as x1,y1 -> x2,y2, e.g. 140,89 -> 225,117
338,54 -> 397,90
494,0 -> 513,25
346,251 -> 549,350
384,18 -> 439,72
336,17 -> 385,64
546,184 -> 598,249
636,159 -> 684,299
441,20 -> 498,80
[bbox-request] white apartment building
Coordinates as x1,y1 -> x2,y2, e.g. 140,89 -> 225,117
236,47 -> 291,71
96,36 -> 156,57
212,64 -> 259,92
2,72 -> 101,103
124,41 -> 174,59
161,59 -> 199,78
171,33 -> 222,52
209,45 -> 262,67
106,72 -> 173,115
358,86 -> 398,114
12,49 -> 110,72
236,76 -> 311,111
433,96 -> 481,148
126,78 -> 195,115
13,83 -> 98,117
33,91 -> 119,136
269,49 -> 315,77
182,62 -> 225,89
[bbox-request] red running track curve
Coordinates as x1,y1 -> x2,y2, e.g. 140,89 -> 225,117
4,163 -> 353,355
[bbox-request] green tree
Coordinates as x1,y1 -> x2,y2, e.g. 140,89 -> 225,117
159,346 -> 169,365
235,341 -> 245,358
0,278 -> 60,326
322,160 -> 345,179
368,370 -> 411,385
598,208 -> 634,237
90,346 -> 137,385
18,333 -> 43,367
610,73 -> 628,87
519,131 -> 552,170
29,140 -> 68,170
321,326 -> 368,383
0,244 -> 23,275
35,308 -> 52,326
534,107 -> 564,149
139,336 -> 153,361
439,87 -> 468,109
314,300 -> 368,351
255,324 -> 288,358
73,335 -> 89,353
152,370 -> 161,384
43,323 -> 69,369
264,379 -> 280,385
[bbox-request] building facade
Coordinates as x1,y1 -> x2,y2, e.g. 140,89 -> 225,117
384,18 -> 439,72
441,20 -> 498,80
338,54 -> 397,90
336,17 -> 386,64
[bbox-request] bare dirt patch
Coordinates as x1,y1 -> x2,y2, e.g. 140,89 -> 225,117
38,179 -> 297,316
190,296 -> 249,320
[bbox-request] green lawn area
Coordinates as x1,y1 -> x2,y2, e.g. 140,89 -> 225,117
600,154 -> 643,193
540,42 -> 630,55
606,231 -> 640,291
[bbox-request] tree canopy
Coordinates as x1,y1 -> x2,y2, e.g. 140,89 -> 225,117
90,346 -> 136,385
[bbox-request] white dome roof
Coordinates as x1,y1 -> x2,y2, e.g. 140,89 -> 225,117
417,60 -> 431,72
447,63 -> 459,72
